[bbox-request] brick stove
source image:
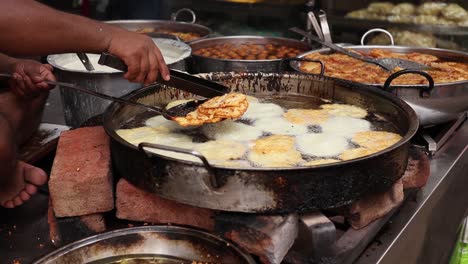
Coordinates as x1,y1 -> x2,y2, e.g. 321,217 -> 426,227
45,127 -> 429,264
1,113 -> 467,264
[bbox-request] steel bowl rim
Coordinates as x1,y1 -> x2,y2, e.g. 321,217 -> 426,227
189,35 -> 311,62
105,19 -> 212,40
33,225 -> 256,264
291,44 -> 468,87
103,72 -> 418,172
47,38 -> 191,74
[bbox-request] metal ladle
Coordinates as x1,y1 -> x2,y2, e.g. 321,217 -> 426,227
0,73 -> 199,120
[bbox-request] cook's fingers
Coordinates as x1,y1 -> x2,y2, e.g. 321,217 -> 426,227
44,64 -> 53,71
136,53 -> 150,84
144,51 -> 159,85
123,55 -> 141,82
154,47 -> 170,81
23,75 -> 36,93
13,74 -> 27,97
3,201 -> 14,208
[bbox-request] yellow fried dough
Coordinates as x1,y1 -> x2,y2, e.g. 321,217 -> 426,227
195,140 -> 247,162
303,159 -> 340,166
339,148 -> 377,161
320,104 -> 368,119
352,131 -> 402,152
249,135 -> 303,167
252,135 -> 296,154
284,109 -> 329,125
173,93 -> 249,126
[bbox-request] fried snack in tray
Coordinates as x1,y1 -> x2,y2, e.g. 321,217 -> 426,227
352,131 -> 402,152
390,3 -> 416,15
173,93 -> 249,126
299,48 -> 468,85
249,135 -> 304,167
367,2 -> 394,15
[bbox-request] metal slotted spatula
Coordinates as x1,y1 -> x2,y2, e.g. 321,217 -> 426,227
290,27 -> 433,72
0,73 -> 198,120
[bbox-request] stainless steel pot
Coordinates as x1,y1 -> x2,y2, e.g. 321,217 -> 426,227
34,226 -> 256,264
103,72 -> 419,213
290,45 -> 468,126
189,36 -> 312,73
47,39 -> 191,127
106,9 -> 212,43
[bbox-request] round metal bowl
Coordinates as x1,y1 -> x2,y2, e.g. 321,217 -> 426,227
290,45 -> 468,126
103,72 -> 418,213
34,226 -> 256,264
47,38 -> 191,128
189,36 -> 312,73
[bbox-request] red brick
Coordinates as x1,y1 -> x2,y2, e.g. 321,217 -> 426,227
347,179 -> 404,229
49,126 -> 114,217
402,149 -> 430,189
116,178 -> 215,231
47,199 -> 106,247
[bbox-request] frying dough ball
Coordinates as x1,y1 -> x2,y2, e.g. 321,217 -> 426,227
321,116 -> 371,138
302,159 -> 340,166
320,104 -> 368,119
249,135 -> 303,167
352,131 -> 402,152
254,117 -> 308,135
296,133 -> 349,157
195,140 -> 247,162
241,102 -> 284,120
202,120 -> 263,141
339,147 -> 377,161
284,109 -> 330,125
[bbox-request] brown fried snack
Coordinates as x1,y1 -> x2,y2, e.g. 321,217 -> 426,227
173,93 -> 249,126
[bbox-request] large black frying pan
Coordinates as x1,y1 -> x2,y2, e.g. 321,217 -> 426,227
102,72 -> 419,213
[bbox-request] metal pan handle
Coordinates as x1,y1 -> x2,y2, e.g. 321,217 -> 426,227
383,70 -> 435,98
137,142 -> 219,190
361,28 -> 395,46
171,8 -> 197,24
283,58 -> 325,76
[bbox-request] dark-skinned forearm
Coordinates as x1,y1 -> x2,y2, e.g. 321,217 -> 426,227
0,0 -> 121,56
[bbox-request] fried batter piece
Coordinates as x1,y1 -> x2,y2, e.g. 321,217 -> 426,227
303,159 -> 340,166
299,48 -> 468,85
339,148 -> 377,161
195,140 -> 247,162
352,131 -> 402,152
284,109 -> 329,125
173,93 -> 249,127
249,135 -> 304,167
320,104 -> 368,119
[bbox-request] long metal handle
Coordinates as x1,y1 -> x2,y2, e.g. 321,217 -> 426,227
0,73 -> 167,116
171,8 -> 196,24
361,28 -> 395,46
289,27 -> 391,71
383,69 -> 435,98
307,12 -> 324,41
137,142 -> 219,190
318,10 -> 332,44
76,53 -> 95,71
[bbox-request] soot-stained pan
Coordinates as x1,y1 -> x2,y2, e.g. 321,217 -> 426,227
103,72 -> 419,213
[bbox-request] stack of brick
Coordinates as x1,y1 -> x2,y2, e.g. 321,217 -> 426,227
48,126 -> 113,246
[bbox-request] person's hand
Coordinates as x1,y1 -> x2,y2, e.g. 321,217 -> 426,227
106,29 -> 170,85
8,59 -> 56,98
